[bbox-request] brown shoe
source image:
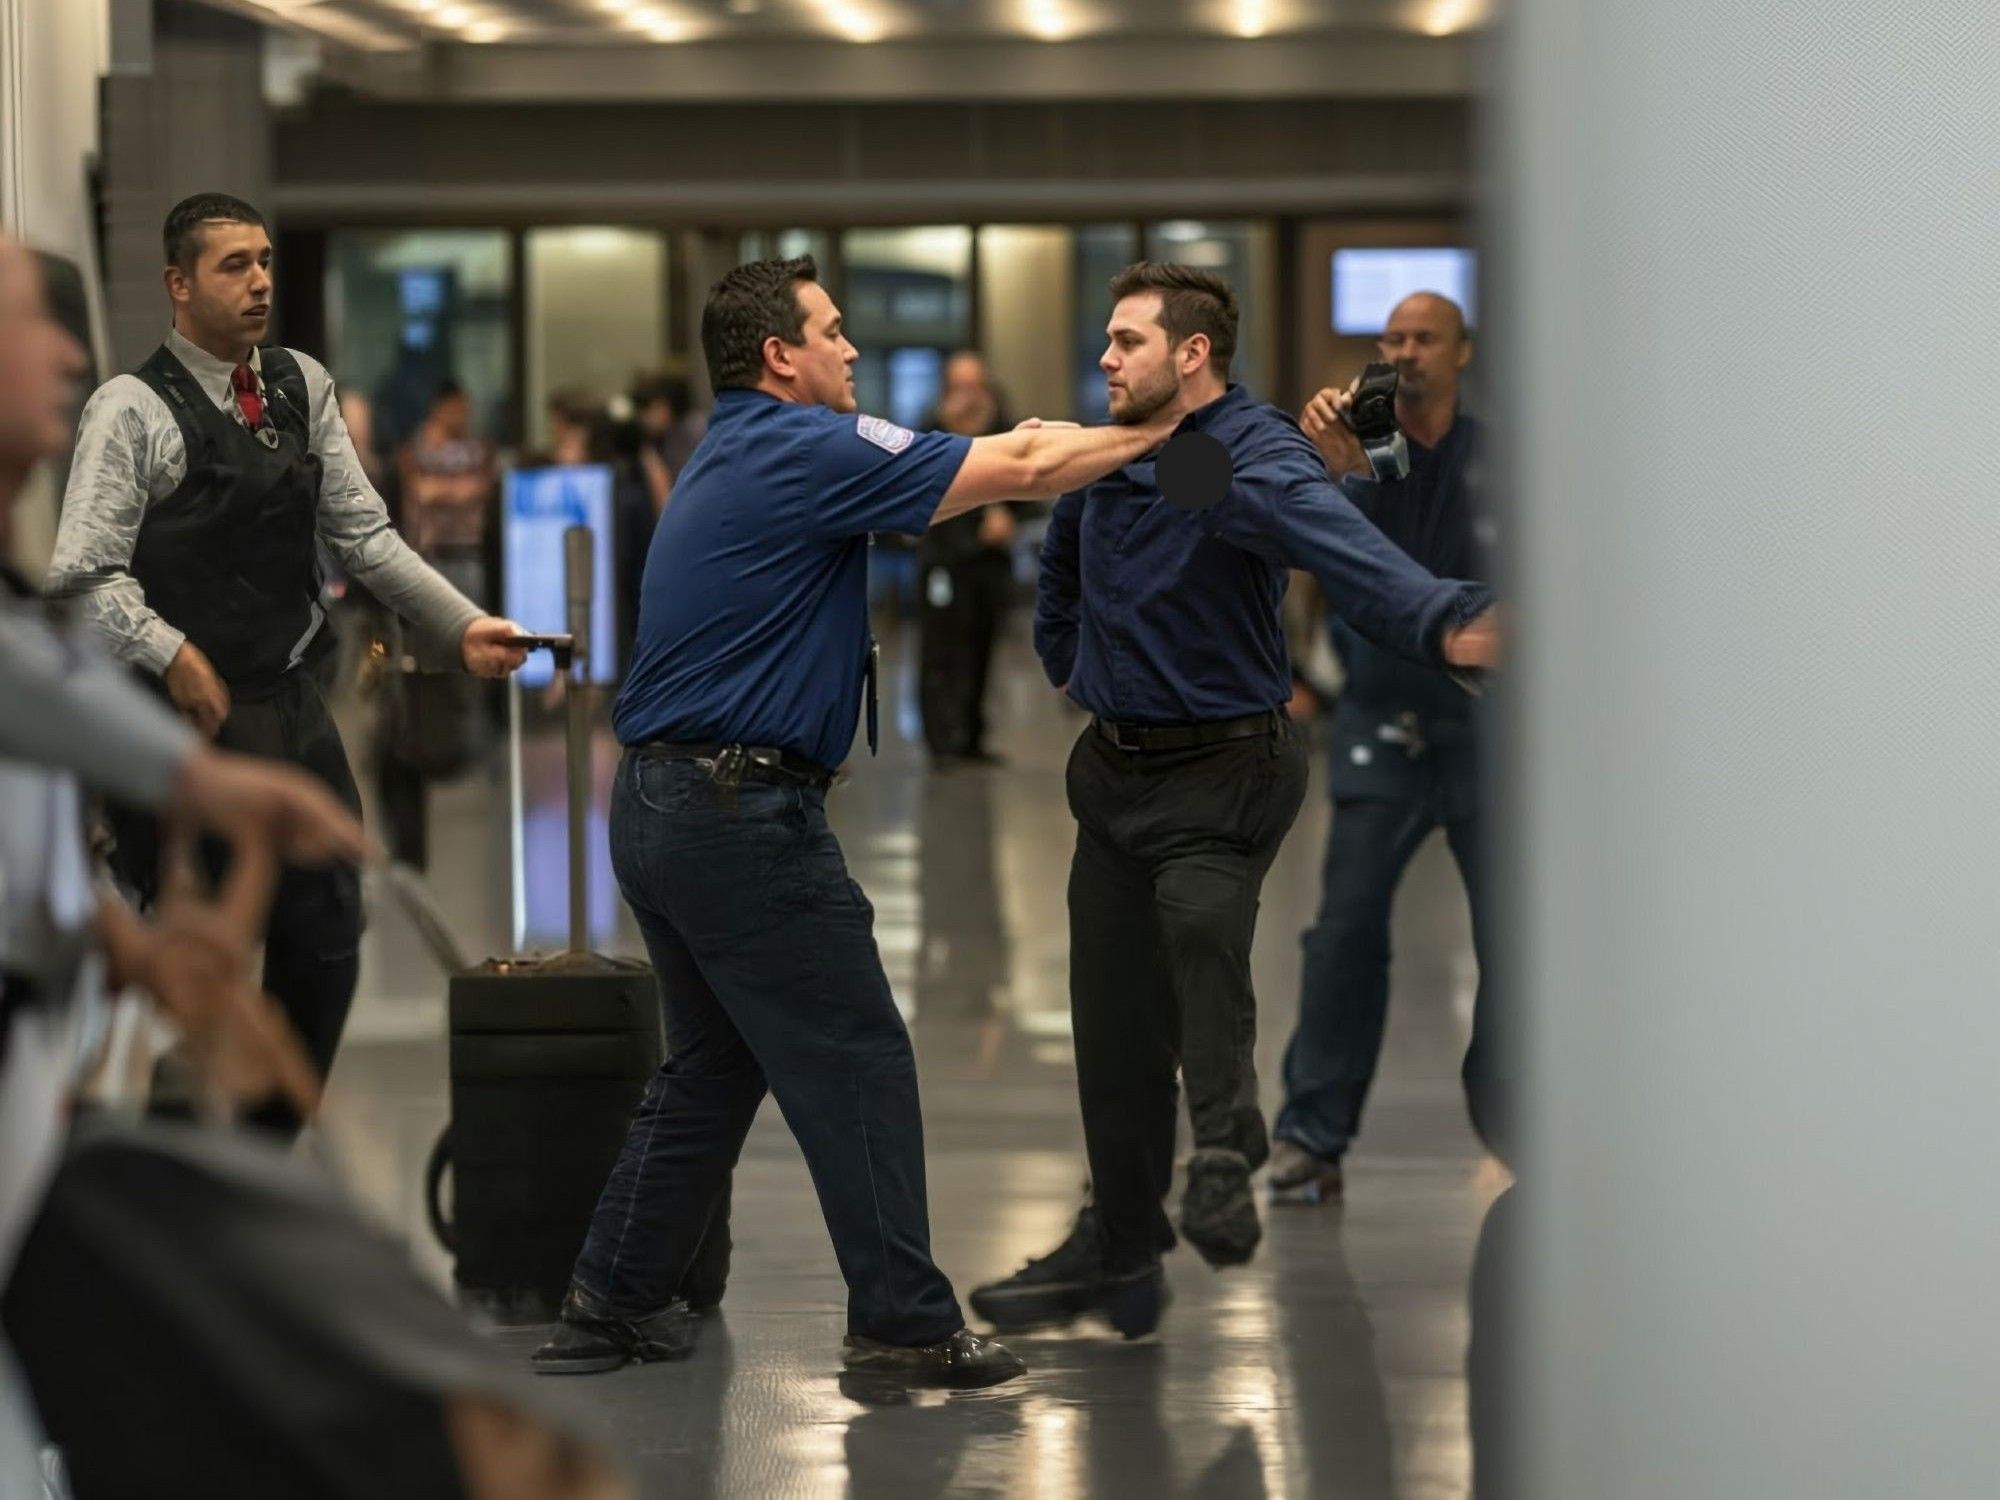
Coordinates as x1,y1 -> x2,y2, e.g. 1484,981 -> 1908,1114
1267,1141 -> 1344,1205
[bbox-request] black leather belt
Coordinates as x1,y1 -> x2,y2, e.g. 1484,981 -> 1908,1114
1093,710 -> 1284,753
636,742 -> 835,790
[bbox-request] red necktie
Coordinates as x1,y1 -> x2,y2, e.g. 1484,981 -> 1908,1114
231,363 -> 264,428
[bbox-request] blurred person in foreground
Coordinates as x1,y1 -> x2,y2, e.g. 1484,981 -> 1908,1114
917,350 -> 1029,768
1267,290 -> 1506,1202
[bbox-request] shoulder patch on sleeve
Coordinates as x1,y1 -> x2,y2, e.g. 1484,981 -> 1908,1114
856,414 -> 916,454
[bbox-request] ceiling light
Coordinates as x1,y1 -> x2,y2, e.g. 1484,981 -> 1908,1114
431,2 -> 473,25
1024,0 -> 1073,40
463,20 -> 506,42
1421,0 -> 1480,35
597,0 -> 638,13
819,1 -> 885,42
1232,0 -> 1271,38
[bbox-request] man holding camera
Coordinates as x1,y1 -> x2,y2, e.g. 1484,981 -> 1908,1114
970,265 -> 1497,1341
1268,290 -> 1505,1204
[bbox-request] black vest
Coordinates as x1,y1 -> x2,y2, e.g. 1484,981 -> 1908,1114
129,345 -> 324,699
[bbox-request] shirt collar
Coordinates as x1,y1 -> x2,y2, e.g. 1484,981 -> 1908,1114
713,388 -> 782,411
1173,382 -> 1253,436
166,326 -> 261,407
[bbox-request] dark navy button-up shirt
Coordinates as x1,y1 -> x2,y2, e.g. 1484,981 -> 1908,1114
1033,384 -> 1491,726
613,390 -> 971,767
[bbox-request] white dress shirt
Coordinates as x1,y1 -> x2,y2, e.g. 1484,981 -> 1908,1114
48,327 -> 482,676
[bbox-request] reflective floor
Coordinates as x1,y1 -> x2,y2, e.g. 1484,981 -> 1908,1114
323,615 -> 1497,1499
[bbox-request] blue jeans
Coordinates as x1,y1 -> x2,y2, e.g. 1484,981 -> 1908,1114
571,752 -> 963,1346
1275,792 -> 1504,1163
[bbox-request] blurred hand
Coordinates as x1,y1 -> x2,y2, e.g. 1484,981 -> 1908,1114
1441,606 -> 1503,670
164,640 -> 230,737
462,616 -> 531,679
1299,385 -> 1372,480
99,836 -> 321,1118
979,508 -> 1018,548
170,750 -> 374,867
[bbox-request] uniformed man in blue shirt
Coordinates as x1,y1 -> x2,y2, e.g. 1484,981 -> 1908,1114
532,256 -> 1177,1388
1269,291 -> 1505,1203
971,263 -> 1496,1340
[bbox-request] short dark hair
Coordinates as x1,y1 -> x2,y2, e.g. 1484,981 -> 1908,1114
701,256 -> 818,392
1107,261 -> 1239,380
162,193 -> 266,271
432,379 -> 465,404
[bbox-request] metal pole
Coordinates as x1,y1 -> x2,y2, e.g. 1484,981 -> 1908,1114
563,524 -> 592,955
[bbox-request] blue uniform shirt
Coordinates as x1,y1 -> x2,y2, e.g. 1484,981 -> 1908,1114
1034,384 -> 1491,726
613,390 -> 972,767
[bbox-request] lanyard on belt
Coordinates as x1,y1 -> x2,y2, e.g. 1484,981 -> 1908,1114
865,638 -> 880,756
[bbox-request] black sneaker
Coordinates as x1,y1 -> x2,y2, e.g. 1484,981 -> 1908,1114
841,1328 -> 1026,1389
1178,1148 -> 1262,1267
530,1286 -> 698,1375
1267,1140 -> 1344,1205
967,1206 -> 1106,1331
969,1207 -> 1171,1339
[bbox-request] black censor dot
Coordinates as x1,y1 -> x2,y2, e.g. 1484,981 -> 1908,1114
1156,431 -> 1234,513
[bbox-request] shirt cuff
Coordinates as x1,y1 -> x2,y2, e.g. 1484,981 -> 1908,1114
1431,583 -> 1496,662
134,619 -> 187,678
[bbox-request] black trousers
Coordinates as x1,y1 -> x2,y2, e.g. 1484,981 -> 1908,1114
917,550 -> 1012,758
111,669 -> 364,1138
1064,720 -> 1309,1272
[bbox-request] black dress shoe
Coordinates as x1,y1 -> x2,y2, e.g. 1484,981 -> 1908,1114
840,1328 -> 1026,1389
1178,1148 -> 1262,1267
968,1207 -> 1170,1340
530,1286 -> 697,1375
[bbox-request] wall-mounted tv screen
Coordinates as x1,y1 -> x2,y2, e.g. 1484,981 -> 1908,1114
1332,248 -> 1478,335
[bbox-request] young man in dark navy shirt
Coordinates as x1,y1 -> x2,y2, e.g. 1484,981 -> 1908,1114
533,256 -> 1176,1389
1269,291 -> 1506,1204
971,264 -> 1497,1340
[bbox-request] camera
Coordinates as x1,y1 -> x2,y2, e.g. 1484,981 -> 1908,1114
1339,362 -> 1410,481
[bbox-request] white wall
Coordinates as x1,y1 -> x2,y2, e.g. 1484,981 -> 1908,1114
0,0 -> 109,305
1504,2 -> 2000,1494
0,0 -> 110,574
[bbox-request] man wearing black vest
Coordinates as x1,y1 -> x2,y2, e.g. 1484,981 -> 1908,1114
49,193 -> 528,1134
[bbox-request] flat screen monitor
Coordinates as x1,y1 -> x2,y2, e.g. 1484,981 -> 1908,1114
501,464 -> 619,688
1331,248 -> 1478,335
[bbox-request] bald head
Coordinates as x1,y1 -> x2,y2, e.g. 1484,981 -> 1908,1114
1379,290 -> 1471,412
0,236 -> 88,479
1390,291 -> 1468,343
